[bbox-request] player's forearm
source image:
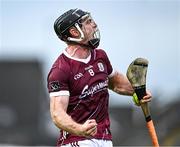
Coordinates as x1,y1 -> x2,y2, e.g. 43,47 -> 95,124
51,110 -> 82,136
108,71 -> 134,96
113,84 -> 134,96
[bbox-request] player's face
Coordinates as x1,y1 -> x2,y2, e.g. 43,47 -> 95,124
79,14 -> 99,44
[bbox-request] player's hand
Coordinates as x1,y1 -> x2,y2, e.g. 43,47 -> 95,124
133,90 -> 152,106
78,119 -> 97,137
140,90 -> 152,104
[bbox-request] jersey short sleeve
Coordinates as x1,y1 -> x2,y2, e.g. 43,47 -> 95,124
47,66 -> 70,97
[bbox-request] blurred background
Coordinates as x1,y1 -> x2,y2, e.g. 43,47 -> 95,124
0,0 -> 180,146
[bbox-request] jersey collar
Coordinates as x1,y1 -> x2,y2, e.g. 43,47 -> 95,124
63,50 -> 91,64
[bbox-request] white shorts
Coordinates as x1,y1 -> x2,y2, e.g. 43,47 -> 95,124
60,139 -> 113,147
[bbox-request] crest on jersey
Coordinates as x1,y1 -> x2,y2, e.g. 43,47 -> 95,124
97,62 -> 104,71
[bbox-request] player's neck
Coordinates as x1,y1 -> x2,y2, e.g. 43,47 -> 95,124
66,45 -> 91,59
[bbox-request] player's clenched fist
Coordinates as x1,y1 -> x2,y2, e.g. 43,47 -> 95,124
77,119 -> 97,137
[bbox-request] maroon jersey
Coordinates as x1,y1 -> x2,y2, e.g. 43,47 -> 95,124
47,49 -> 114,146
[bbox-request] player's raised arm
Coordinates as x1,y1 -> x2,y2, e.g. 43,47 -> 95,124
50,95 -> 97,137
108,71 -> 134,96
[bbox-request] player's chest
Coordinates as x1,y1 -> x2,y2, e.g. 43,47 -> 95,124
69,60 -> 108,91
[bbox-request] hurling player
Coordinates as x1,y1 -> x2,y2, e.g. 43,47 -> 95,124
47,9 -> 152,147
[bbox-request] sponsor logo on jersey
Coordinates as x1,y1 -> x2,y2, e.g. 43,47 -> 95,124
74,73 -> 83,80
49,81 -> 60,92
79,79 -> 108,99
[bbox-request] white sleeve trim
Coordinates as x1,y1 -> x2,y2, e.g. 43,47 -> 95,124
108,69 -> 116,78
49,90 -> 70,97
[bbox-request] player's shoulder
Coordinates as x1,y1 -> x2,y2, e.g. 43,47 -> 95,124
94,48 -> 108,58
95,48 -> 106,53
48,52 -> 71,77
52,53 -> 70,69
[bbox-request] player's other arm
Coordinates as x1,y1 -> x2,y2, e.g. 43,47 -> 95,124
108,71 -> 134,96
108,71 -> 152,103
50,95 -> 97,137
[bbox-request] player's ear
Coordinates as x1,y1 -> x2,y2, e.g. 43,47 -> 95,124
69,27 -> 80,38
